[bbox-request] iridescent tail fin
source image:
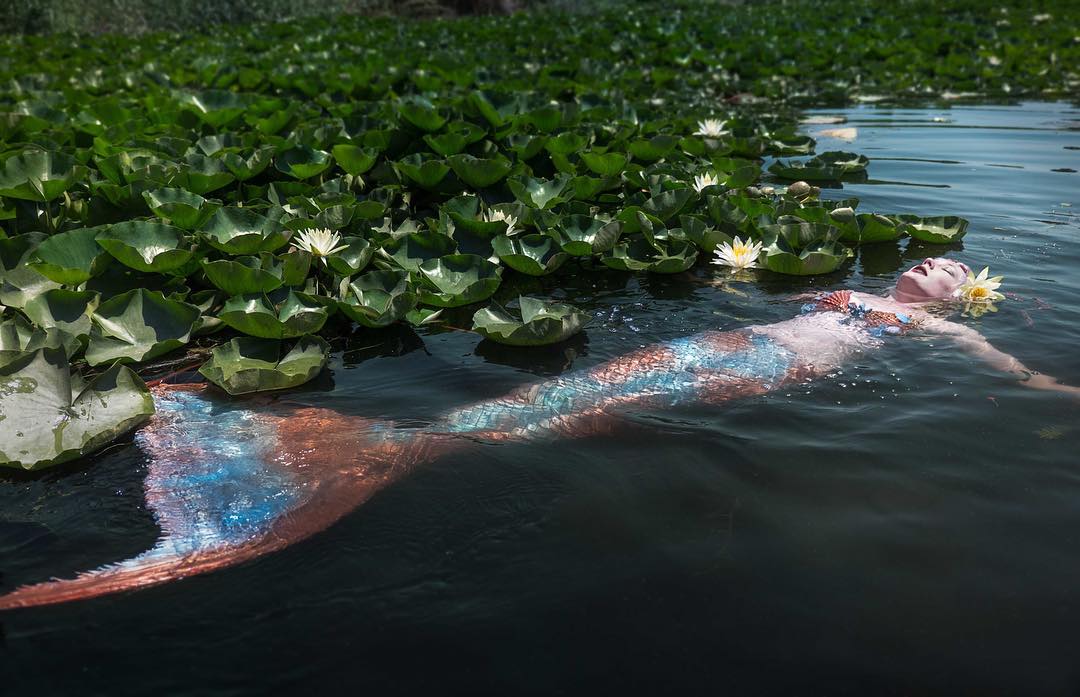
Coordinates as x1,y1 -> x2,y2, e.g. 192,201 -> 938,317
0,385 -> 412,611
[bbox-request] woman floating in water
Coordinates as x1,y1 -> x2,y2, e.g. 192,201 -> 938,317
1,257 -> 1077,610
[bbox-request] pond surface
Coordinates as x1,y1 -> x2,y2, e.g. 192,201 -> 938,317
2,102 -> 1079,694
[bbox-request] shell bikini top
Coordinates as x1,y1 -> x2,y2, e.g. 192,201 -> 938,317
801,289 -> 917,336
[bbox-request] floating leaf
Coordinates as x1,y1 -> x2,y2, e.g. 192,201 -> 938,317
85,288 -> 201,365
580,151 -> 628,177
96,221 -> 194,273
275,145 -> 333,180
331,144 -> 379,175
201,207 -> 291,255
602,238 -> 698,273
0,150 -> 86,202
418,254 -> 503,307
143,187 -> 221,230
27,227 -> 112,285
472,296 -> 590,346
447,154 -> 513,189
508,174 -> 572,209
492,234 -> 569,276
758,222 -> 854,275
337,269 -> 418,328
23,289 -> 99,338
199,336 -> 329,395
201,254 -> 288,295
218,290 -> 328,339
0,348 -> 154,471
552,215 -> 622,256
895,215 -> 969,244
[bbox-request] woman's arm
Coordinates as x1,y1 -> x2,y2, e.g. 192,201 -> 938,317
921,317 -> 1080,397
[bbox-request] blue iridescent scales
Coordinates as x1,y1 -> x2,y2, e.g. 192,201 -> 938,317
0,329 -> 809,610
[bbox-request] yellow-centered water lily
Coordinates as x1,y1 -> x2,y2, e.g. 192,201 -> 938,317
694,118 -> 727,138
291,227 -> 348,263
712,236 -> 763,273
956,266 -> 1004,304
693,172 -> 720,192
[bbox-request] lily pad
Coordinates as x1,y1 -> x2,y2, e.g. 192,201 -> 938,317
275,145 -> 333,180
895,215 -> 969,244
325,237 -> 373,276
492,234 -> 569,276
418,254 -> 503,308
396,154 -> 452,190
758,222 -> 854,275
447,154 -> 513,189
331,144 -> 379,176
27,226 -> 112,285
23,289 -> 100,338
85,288 -> 201,365
382,230 -> 457,272
218,290 -> 328,339
472,297 -> 590,347
0,150 -> 86,202
96,221 -> 194,273
201,254 -> 288,296
201,207 -> 291,255
508,174 -> 572,210
199,336 -> 330,395
602,238 -> 698,274
580,152 -> 628,177
338,269 -> 418,328
552,215 -> 622,256
143,187 -> 221,230
0,348 -> 155,471
0,314 -> 79,367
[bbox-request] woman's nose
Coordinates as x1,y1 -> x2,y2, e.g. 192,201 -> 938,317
923,258 -> 935,268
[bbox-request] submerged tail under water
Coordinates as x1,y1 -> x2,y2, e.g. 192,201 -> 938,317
0,330 -> 804,611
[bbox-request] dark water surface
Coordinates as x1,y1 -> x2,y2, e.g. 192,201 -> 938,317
3,102 -> 1080,694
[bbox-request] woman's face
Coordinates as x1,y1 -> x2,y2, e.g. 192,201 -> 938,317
893,257 -> 970,303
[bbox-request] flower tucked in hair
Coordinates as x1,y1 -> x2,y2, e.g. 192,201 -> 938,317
956,267 -> 1004,304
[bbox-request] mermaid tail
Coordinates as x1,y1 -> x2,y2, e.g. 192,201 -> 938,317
0,384 -> 426,611
0,329 -> 807,610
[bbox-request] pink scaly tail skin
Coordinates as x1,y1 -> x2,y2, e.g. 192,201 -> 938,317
0,329 -> 810,611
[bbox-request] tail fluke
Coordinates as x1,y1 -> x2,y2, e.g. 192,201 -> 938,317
0,385 -> 404,611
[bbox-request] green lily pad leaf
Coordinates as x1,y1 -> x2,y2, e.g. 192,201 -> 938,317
492,233 -> 569,276
331,144 -> 379,176
602,238 -> 698,274
759,222 -> 853,275
506,133 -> 549,161
472,296 -> 590,347
95,221 -> 194,273
544,132 -> 589,156
398,97 -> 447,133
447,154 -> 513,189
325,237 -> 373,276
201,254 -> 287,296
382,231 -> 457,272
508,174 -> 572,209
218,290 -> 328,339
0,150 -> 87,202
418,254 -> 503,308
27,227 -> 112,285
201,207 -> 291,255
553,215 -> 622,256
405,307 -> 444,327
199,336 -> 329,395
847,213 -> 908,244
338,269 -> 417,328
642,188 -> 696,222
0,315 -> 79,367
422,132 -> 469,157
221,145 -> 275,181
816,151 -> 870,173
580,151 -> 628,177
23,289 -> 100,338
276,145 -> 333,180
0,348 -> 154,471
895,215 -> 969,244
179,90 -> 252,129
768,160 -> 845,182
85,288 -> 201,365
176,154 -> 236,195
628,135 -> 679,162
142,188 -> 221,230
396,154 -> 451,190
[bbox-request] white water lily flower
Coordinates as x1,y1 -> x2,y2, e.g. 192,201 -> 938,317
483,209 -> 520,235
694,118 -> 727,138
693,172 -> 720,192
956,266 -> 1005,304
291,227 -> 348,263
712,236 -> 763,274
